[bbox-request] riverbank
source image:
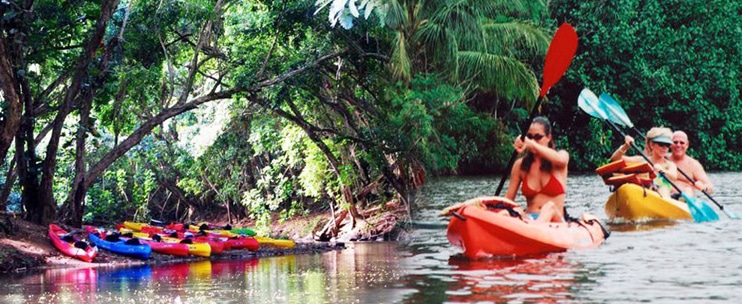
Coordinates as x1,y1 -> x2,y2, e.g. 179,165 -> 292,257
0,205 -> 408,273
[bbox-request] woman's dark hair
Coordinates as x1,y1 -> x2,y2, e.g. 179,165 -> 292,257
521,116 -> 556,172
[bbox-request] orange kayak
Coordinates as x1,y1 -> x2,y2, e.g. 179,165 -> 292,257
445,198 -> 609,259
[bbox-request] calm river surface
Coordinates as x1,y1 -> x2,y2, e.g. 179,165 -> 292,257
1,173 -> 741,303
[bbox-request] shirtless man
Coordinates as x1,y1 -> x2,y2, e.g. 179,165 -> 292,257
670,131 -> 714,197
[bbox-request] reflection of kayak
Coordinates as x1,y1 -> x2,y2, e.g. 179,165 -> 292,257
48,224 -> 98,262
87,229 -> 152,260
605,183 -> 692,221
444,197 -> 608,259
608,221 -> 680,232
151,262 -> 190,285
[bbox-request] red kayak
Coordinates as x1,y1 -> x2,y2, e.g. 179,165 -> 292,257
444,197 -> 609,259
223,236 -> 259,251
48,224 -> 98,262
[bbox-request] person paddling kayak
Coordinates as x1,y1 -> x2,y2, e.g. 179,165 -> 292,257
504,116 -> 567,223
610,127 -> 679,198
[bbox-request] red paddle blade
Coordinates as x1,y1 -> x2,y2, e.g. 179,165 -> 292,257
539,23 -> 578,97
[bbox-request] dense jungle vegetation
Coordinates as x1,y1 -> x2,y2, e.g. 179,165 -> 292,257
1,0 -> 740,237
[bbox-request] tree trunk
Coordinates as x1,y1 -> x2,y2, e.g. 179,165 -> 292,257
0,41 -> 22,163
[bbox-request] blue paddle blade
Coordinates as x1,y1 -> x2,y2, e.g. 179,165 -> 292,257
578,89 -> 607,119
681,192 -> 720,222
598,93 -> 634,128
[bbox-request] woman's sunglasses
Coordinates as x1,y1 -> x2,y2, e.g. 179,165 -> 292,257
526,133 -> 545,141
654,142 -> 671,148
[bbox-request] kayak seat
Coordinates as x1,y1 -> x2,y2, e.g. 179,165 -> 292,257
124,238 -> 141,245
74,241 -> 89,249
61,234 -> 75,243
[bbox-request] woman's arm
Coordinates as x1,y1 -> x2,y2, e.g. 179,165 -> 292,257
523,139 -> 569,168
610,136 -> 634,161
504,159 -> 522,200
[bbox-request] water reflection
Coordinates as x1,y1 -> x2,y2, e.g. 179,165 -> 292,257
0,243 -> 407,304
608,220 -> 680,232
402,253 -> 582,303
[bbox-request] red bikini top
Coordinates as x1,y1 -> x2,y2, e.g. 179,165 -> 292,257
521,173 -> 566,198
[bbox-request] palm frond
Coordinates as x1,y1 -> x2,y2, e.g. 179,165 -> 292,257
384,0 -> 409,29
457,51 -> 538,103
482,21 -> 550,58
390,31 -> 412,80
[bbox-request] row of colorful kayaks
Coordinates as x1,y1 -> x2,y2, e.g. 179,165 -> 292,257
49,221 -> 296,263
444,160 -> 726,259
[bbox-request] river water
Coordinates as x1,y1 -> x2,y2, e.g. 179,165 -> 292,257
1,173 -> 741,303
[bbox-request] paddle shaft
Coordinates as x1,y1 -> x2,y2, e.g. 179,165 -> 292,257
494,98 -> 544,196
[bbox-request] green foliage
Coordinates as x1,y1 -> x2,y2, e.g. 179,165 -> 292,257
552,0 -> 742,170
84,145 -> 157,224
380,74 -> 506,174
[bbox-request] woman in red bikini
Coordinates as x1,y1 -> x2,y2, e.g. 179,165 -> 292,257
504,116 -> 568,222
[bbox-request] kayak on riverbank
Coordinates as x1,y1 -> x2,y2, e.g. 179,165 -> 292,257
48,224 -> 98,263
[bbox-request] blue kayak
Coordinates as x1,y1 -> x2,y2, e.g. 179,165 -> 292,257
88,232 -> 152,260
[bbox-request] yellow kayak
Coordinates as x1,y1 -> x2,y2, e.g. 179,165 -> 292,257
123,221 -> 152,232
188,224 -> 295,248
605,183 -> 692,221
255,236 -> 295,248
